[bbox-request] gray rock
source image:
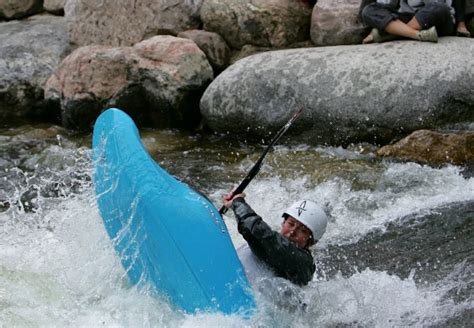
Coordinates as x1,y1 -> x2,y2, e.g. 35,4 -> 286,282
200,38 -> 474,145
467,0 -> 474,14
200,0 -> 312,49
229,41 -> 313,65
0,0 -> 42,20
0,15 -> 70,121
377,129 -> 474,166
177,29 -> 231,74
311,0 -> 368,46
65,0 -> 202,47
44,0 -> 66,15
229,44 -> 271,65
46,36 -> 213,131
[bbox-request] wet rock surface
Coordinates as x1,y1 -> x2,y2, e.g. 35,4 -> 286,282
0,15 -> 70,122
201,38 -> 474,145
377,130 -> 474,166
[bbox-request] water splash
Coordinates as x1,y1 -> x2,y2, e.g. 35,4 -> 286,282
1,127 -> 472,327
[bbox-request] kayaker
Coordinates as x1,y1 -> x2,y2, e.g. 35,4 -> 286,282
222,193 -> 328,286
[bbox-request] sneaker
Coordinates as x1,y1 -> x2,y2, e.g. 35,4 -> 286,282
416,26 -> 438,42
372,28 -> 398,43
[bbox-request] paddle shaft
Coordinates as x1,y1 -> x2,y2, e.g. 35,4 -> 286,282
219,107 -> 304,215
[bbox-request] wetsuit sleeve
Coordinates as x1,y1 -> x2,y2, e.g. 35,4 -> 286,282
231,197 -> 315,286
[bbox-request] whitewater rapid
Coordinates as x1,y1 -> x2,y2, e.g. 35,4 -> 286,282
0,128 -> 472,327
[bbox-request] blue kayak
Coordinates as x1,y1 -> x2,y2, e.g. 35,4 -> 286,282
92,108 -> 255,315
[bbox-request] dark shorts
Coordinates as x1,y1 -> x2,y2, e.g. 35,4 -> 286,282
361,2 -> 455,36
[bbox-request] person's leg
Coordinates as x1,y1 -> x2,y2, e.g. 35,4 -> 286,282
453,0 -> 471,36
385,18 -> 420,39
453,0 -> 466,23
361,3 -> 400,29
361,3 -> 400,43
415,2 -> 456,36
384,13 -> 438,42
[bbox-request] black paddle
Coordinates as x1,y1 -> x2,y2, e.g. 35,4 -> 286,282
219,107 -> 304,215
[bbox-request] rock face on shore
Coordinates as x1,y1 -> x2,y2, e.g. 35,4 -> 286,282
200,0 -> 312,49
65,0 -> 202,47
377,130 -> 474,166
0,0 -> 42,20
311,0 -> 368,46
0,15 -> 70,121
44,0 -> 66,15
200,37 -> 474,145
45,36 -> 213,131
177,29 -> 231,74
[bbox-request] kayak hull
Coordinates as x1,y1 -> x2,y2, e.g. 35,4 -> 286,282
92,108 -> 255,315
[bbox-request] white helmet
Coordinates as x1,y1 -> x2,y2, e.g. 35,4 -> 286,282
282,200 -> 328,241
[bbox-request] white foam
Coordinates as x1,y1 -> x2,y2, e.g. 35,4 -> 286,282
214,162 -> 473,246
304,268 -> 470,327
1,144 -> 472,327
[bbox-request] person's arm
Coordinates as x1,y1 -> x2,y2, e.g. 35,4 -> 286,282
231,197 -> 315,286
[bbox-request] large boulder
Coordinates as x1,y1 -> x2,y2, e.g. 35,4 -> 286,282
0,0 -> 42,20
467,0 -> 474,14
377,130 -> 474,166
65,0 -> 202,47
0,15 -> 70,121
200,0 -> 312,50
311,0 -> 368,46
200,38 -> 474,145
46,36 -> 213,131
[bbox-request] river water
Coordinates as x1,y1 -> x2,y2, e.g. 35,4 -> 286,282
0,123 -> 472,327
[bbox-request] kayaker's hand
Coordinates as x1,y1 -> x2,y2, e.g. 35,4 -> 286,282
222,191 -> 245,208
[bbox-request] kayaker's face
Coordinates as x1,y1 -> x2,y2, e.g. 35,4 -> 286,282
281,216 -> 313,249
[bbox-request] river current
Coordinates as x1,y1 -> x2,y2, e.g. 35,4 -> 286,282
0,124 -> 472,327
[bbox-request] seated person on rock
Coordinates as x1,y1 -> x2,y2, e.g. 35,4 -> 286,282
360,0 -> 455,43
222,192 -> 328,286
